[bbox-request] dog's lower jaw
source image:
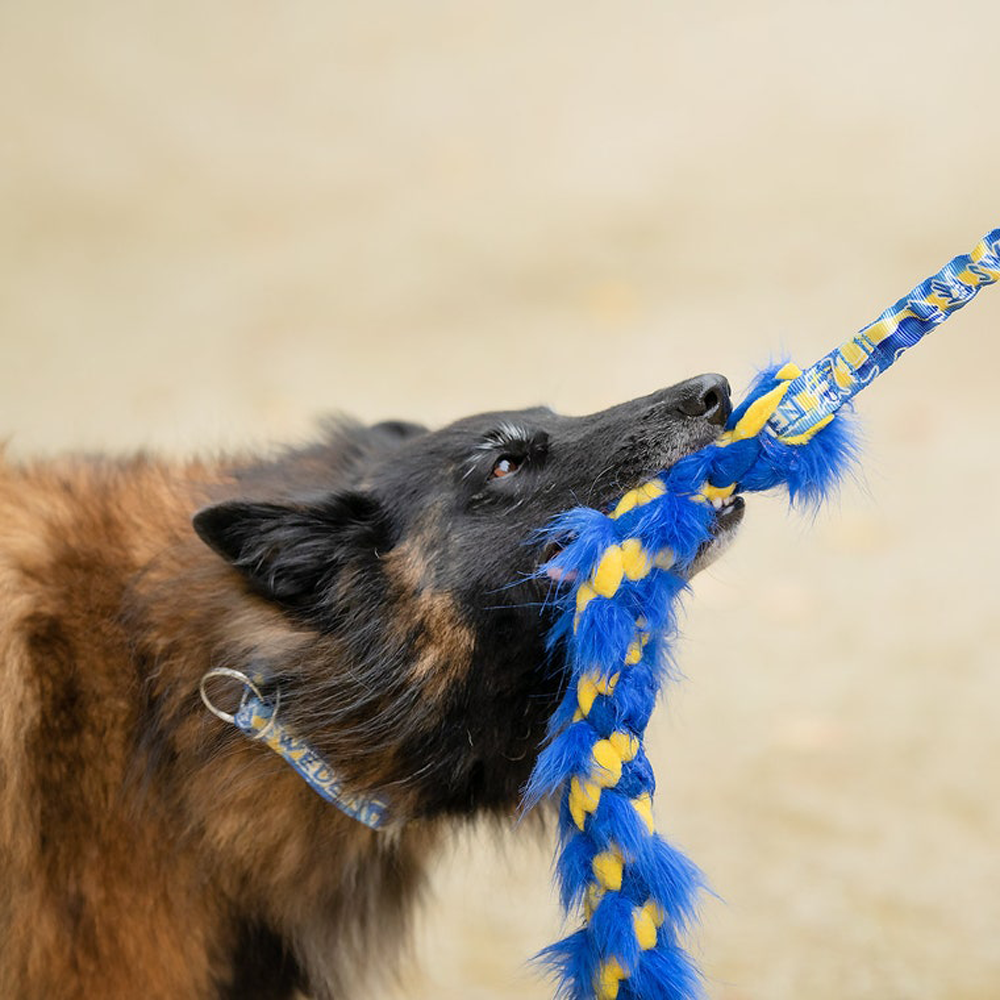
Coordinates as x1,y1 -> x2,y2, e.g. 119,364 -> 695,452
685,495 -> 746,578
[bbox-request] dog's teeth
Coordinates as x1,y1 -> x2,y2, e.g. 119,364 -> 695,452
711,497 -> 723,510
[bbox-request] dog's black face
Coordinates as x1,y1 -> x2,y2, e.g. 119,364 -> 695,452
194,374 -> 741,820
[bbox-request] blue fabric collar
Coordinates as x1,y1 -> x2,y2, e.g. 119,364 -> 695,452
200,667 -> 390,830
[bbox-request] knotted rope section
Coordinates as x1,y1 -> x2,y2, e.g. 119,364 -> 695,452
526,228 -> 1000,1000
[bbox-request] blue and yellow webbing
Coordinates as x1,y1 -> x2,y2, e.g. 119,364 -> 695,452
199,666 -> 390,829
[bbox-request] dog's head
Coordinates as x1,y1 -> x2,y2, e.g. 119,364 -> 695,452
193,375 -> 742,820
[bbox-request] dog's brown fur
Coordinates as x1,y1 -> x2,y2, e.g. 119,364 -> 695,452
0,454 -> 439,999
0,376 -> 732,999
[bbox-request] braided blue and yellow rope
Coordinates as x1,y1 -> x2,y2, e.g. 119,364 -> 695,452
527,228 -> 1000,1000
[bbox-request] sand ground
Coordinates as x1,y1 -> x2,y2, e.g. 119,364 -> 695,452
2,3 -> 999,997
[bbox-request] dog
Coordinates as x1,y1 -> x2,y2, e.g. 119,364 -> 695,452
0,373 -> 740,1000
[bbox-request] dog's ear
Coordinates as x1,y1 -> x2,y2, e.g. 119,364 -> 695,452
192,493 -> 388,609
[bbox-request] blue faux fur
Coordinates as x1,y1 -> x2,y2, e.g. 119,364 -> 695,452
526,367 -> 860,1000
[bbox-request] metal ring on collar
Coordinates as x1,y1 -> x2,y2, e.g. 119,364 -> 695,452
200,667 -> 269,727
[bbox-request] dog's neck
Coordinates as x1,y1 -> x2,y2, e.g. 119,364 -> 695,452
115,459 -> 441,996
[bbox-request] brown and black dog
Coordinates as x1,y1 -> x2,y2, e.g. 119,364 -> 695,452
0,374 -> 739,1000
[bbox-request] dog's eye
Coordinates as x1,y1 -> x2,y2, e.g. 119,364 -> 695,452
491,456 -> 522,479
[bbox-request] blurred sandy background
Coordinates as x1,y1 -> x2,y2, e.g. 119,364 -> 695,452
2,2 -> 999,997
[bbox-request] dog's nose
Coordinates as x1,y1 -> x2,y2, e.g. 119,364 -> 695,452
675,373 -> 731,427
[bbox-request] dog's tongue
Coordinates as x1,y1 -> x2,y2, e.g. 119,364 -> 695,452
542,540 -> 578,583
545,564 -> 578,583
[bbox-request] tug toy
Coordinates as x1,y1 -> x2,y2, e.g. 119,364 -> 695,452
527,228 -> 1000,1000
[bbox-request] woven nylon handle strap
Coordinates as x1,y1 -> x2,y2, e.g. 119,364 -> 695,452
769,229 -> 1000,441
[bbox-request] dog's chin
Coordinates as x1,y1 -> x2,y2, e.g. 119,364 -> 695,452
686,495 -> 745,578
